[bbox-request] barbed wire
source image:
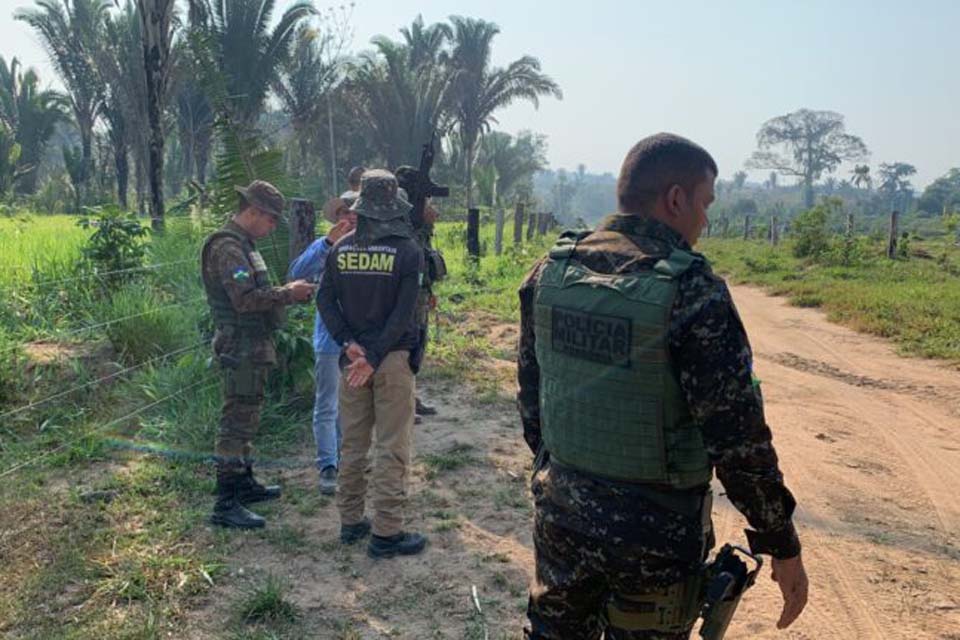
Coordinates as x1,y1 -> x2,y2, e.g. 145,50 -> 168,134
0,341 -> 208,422
0,376 -> 219,480
0,295 -> 207,359
26,258 -> 197,289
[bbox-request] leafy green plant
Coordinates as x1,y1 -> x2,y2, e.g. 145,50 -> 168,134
791,203 -> 831,259
77,205 -> 148,282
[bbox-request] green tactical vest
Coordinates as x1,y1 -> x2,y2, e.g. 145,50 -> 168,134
533,231 -> 712,488
200,227 -> 283,337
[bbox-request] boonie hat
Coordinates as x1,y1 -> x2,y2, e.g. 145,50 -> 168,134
351,170 -> 412,221
235,180 -> 286,220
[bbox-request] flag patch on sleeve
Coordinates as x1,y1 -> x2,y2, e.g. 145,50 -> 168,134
232,267 -> 251,282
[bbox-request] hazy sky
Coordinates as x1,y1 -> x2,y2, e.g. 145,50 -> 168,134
3,0 -> 958,188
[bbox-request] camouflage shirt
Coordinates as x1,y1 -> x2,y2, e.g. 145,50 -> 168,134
201,221 -> 295,363
517,213 -> 800,559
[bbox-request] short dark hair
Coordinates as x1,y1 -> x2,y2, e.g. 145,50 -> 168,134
347,166 -> 366,187
617,133 -> 718,213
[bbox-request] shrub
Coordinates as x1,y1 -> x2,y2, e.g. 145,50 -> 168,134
78,206 -> 149,282
791,204 -> 831,259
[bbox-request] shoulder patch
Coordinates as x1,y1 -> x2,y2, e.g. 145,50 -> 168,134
232,267 -> 251,282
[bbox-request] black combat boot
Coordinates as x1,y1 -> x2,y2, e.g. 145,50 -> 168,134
235,462 -> 282,505
340,517 -> 372,544
210,473 -> 266,529
415,397 -> 437,416
367,531 -> 428,559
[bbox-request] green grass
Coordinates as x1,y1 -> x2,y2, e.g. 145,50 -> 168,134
235,575 -> 299,625
700,237 -> 960,361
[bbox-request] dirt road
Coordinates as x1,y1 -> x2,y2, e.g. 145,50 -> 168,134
188,286 -> 960,639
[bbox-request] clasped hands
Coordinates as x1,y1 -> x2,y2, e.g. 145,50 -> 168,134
344,341 -> 374,388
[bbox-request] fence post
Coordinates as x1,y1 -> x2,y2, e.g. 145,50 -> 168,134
721,217 -> 729,237
467,208 -> 481,259
494,208 -> 505,256
288,198 -> 316,277
743,215 -> 751,240
771,216 -> 779,245
887,210 -> 899,259
846,211 -> 855,238
513,201 -> 524,245
526,210 -> 536,241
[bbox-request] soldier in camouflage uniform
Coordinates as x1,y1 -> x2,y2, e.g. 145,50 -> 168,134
201,180 -> 317,529
517,134 -> 809,639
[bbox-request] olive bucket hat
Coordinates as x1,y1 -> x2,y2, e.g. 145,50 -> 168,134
235,180 -> 286,221
351,170 -> 412,221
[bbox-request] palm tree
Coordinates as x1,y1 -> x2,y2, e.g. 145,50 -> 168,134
851,164 -> 871,191
186,0 -> 316,126
0,57 -> 67,194
346,20 -> 455,169
16,0 -> 111,203
475,129 -> 547,206
137,0 -> 177,229
447,16 -> 562,208
273,23 -> 343,182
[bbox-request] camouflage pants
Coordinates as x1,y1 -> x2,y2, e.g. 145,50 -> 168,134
214,361 -> 270,475
526,463 -> 712,640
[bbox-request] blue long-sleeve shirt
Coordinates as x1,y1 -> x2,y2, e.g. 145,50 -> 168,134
288,236 -> 341,355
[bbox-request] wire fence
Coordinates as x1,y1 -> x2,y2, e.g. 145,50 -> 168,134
0,295 -> 206,359
0,341 -> 207,422
0,376 -> 219,480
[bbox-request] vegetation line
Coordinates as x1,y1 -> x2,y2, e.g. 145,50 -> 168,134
26,257 -> 196,288
0,295 -> 206,357
0,341 -> 207,421
0,376 -> 219,479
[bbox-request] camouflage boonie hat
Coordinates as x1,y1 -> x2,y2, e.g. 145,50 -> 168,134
235,180 -> 286,220
351,170 -> 411,221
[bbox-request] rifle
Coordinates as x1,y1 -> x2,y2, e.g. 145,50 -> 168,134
400,132 -> 450,230
698,544 -> 763,639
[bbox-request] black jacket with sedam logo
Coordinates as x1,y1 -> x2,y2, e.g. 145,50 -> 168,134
316,231 -> 424,371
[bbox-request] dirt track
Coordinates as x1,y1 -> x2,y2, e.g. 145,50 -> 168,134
721,286 -> 960,639
187,285 -> 960,639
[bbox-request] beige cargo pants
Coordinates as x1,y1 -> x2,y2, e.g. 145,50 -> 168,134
337,350 -> 415,537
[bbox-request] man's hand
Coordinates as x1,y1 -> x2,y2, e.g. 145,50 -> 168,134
346,357 -> 374,388
327,218 -> 354,245
771,554 -> 808,629
287,279 -> 317,302
344,341 -> 365,362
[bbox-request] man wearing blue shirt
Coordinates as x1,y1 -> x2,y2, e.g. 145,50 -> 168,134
288,196 -> 356,495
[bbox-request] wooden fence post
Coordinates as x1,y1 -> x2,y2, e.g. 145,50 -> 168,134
513,201 -> 524,245
526,210 -> 536,241
494,208 -> 505,256
743,215 -> 751,240
721,218 -> 729,237
771,216 -> 779,246
846,212 -> 855,239
288,198 -> 316,275
467,208 -> 481,259
887,210 -> 899,259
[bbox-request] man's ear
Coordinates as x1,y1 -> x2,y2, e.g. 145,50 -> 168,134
664,184 -> 686,218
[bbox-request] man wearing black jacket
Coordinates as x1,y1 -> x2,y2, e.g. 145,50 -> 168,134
317,170 -> 427,559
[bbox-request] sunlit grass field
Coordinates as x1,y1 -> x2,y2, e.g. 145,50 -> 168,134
0,214 -> 92,288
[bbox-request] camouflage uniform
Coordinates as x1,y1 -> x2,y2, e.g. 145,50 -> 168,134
518,214 -> 800,639
201,220 -> 294,475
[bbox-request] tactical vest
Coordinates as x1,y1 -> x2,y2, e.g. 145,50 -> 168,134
533,231 -> 712,488
200,228 -> 283,337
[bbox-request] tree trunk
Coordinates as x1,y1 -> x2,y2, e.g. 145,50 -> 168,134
803,177 -> 814,209
465,136 -> 476,210
80,117 -> 94,205
138,0 -> 175,231
513,201 -> 524,245
115,143 -> 129,210
887,210 -> 899,259
466,208 -> 480,259
743,215 -> 751,240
